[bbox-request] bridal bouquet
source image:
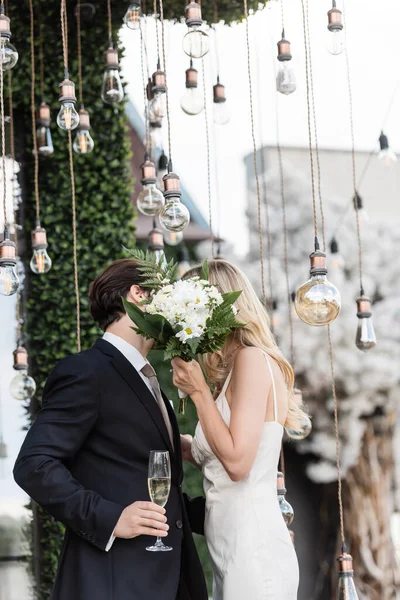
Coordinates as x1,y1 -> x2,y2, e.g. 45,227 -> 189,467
123,250 -> 243,413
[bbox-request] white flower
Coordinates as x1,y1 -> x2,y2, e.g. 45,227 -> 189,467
232,306 -> 238,316
176,322 -> 204,343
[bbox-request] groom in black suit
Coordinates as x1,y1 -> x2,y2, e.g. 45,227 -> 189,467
14,258 -> 208,600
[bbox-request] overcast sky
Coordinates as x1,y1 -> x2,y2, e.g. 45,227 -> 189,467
121,0 -> 400,256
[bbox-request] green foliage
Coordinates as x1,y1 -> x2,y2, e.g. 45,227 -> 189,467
124,247 -> 179,288
10,2 -> 135,598
144,0 -> 270,25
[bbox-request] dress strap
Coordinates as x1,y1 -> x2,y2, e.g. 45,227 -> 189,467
220,368 -> 233,396
264,354 -> 278,422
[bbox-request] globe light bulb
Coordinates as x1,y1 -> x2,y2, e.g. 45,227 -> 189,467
73,108 -> 94,154
277,472 -> 294,526
0,10 -> 18,71
0,231 -> 19,296
337,551 -> 360,600
148,224 -> 167,268
295,248 -> 341,326
181,61 -> 203,116
286,414 -> 312,440
30,221 -> 52,275
276,30 -> 296,95
57,101 -> 80,131
378,132 -> 397,166
149,92 -> 167,120
183,28 -> 210,59
356,295 -> 377,352
10,370 -> 36,401
137,153 -> 165,216
36,125 -> 54,156
213,78 -> 229,125
123,3 -> 141,30
327,1 -> 345,55
101,47 -> 124,105
160,170 -> 190,233
164,230 -> 183,246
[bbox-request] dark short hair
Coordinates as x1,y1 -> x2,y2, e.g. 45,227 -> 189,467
89,259 -> 145,331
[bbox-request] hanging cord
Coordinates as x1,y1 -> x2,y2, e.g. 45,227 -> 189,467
61,0 -> 81,352
255,43 -> 274,316
342,0 -> 363,294
38,22 -> 45,100
140,21 -> 150,153
300,0 -> 318,246
76,0 -> 83,105
305,1 -> 325,250
211,23 -> 220,78
29,0 -> 40,222
302,0 -> 346,548
0,28 -> 7,228
153,0 -> 161,64
158,0 -> 172,167
280,0 -> 285,29
106,0 -> 112,44
201,59 -> 214,257
243,0 -> 266,305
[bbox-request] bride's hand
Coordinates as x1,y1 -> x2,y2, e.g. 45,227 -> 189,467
171,357 -> 208,398
180,434 -> 193,462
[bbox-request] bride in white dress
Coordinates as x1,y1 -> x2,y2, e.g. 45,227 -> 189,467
172,260 -> 307,600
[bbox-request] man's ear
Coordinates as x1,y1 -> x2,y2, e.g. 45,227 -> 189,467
127,284 -> 146,305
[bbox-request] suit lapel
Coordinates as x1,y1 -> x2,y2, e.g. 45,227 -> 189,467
95,339 -> 174,455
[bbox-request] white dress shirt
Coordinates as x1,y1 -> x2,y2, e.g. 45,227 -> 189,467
102,332 -> 156,550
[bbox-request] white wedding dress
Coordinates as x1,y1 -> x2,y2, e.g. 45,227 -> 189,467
191,353 -> 299,600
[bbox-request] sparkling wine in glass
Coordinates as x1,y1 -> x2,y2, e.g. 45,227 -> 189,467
146,450 -> 172,552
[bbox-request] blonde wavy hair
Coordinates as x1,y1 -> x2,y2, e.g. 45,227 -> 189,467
184,259 -> 308,432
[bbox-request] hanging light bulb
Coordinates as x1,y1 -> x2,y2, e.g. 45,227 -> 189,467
183,1 -> 210,59
285,388 -> 312,440
149,64 -> 167,120
164,230 -> 183,246
0,7 -> 18,71
353,192 -> 368,223
181,60 -> 204,116
277,471 -> 294,526
276,30 -> 296,95
329,237 -> 345,270
148,119 -> 163,150
30,220 -> 52,274
159,169 -> 190,232
295,243 -> 341,326
10,345 -> 37,401
378,131 -> 397,166
148,222 -> 167,267
327,1 -> 345,55
57,78 -> 80,131
123,2 -> 141,30
213,78 -> 230,125
0,229 -> 19,296
337,548 -> 360,600
157,150 -> 169,190
137,153 -> 165,216
73,107 -> 94,154
101,46 -> 124,105
356,294 -> 377,352
178,244 -> 190,278
36,103 -> 54,156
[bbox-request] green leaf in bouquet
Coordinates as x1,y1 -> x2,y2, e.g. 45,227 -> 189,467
164,336 -> 182,360
199,260 -> 209,282
220,290 -> 242,306
123,246 -> 179,289
186,336 -> 202,355
122,298 -> 162,340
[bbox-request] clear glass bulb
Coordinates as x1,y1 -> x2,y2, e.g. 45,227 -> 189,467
73,129 -> 94,154
0,38 -> 18,71
276,61 -> 296,95
36,126 -> 54,156
337,573 -> 359,599
57,101 -> 80,131
30,249 -> 52,274
123,3 -> 141,30
214,101 -> 230,125
137,184 -> 165,216
295,274 -> 341,326
183,28 -> 210,59
101,68 -> 124,105
149,93 -> 167,120
164,230 -> 183,246
181,88 -> 204,116
378,147 -> 397,167
10,370 -> 37,401
278,494 -> 294,526
0,264 -> 19,296
286,415 -> 312,440
327,29 -> 345,55
356,316 -> 377,352
159,199 -> 190,232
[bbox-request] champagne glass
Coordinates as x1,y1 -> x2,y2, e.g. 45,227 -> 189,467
146,450 -> 173,552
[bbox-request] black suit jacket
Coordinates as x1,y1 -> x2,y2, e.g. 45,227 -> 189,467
14,339 -> 208,600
